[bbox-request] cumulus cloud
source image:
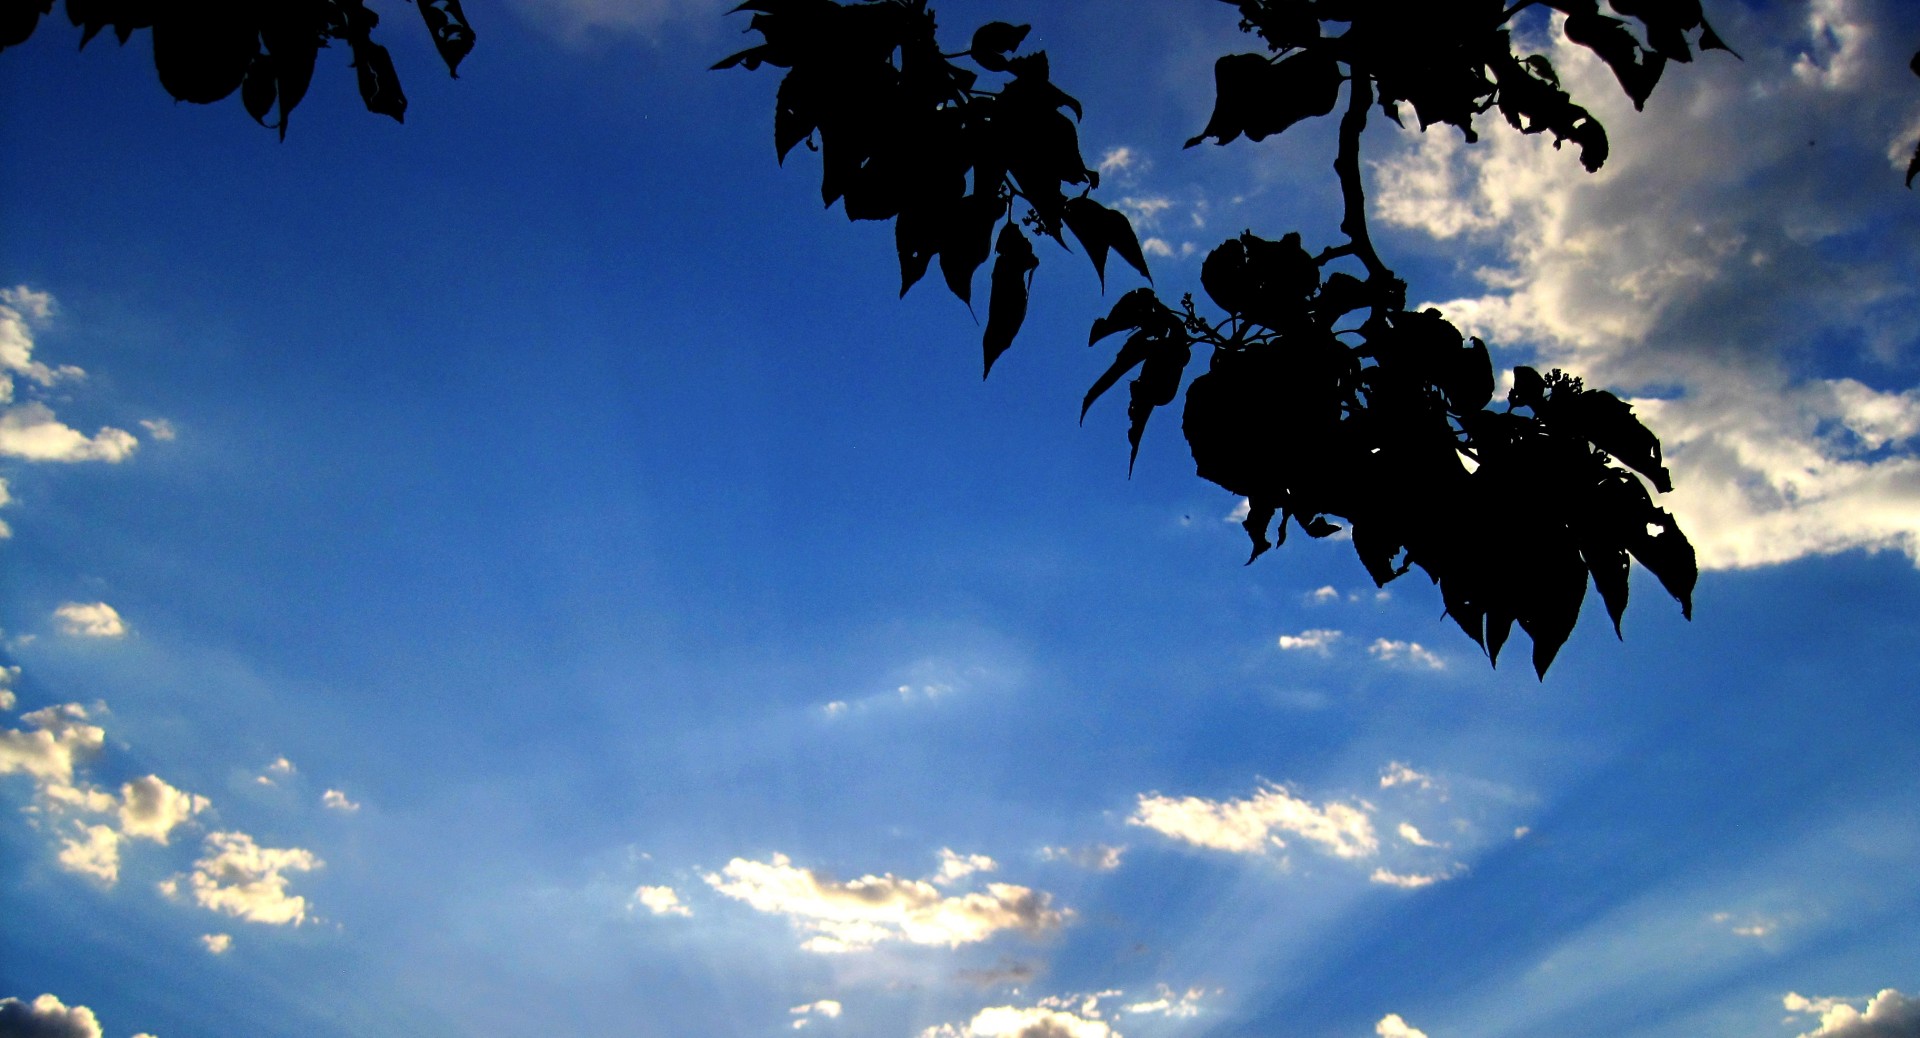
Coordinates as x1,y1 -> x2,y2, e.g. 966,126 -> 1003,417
1129,781 -> 1378,859
1785,989 -> 1920,1038
1039,844 -> 1124,871
0,993 -> 104,1038
320,789 -> 360,812
1278,629 -> 1343,654
936,849 -> 998,886
178,830 -> 322,925
703,852 -> 1067,953
0,402 -> 138,464
52,602 -> 126,639
1376,1013 -> 1431,1038
119,774 -> 209,843
633,884 -> 692,917
202,932 -> 233,955
57,822 -> 122,883
1370,0 -> 1920,569
920,1004 -> 1116,1038
1368,639 -> 1444,670
1,702 -> 106,793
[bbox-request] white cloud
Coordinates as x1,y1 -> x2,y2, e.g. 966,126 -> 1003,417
0,475 -> 13,540
119,774 -> 209,843
0,402 -> 138,463
0,993 -> 104,1038
1039,844 -> 1124,871
1098,147 -> 1136,177
1376,1013 -> 1430,1038
57,822 -> 122,884
178,830 -> 323,925
920,1004 -> 1116,1038
0,663 -> 18,710
1370,0 -> 1920,569
936,848 -> 998,886
1397,822 -> 1442,849
53,602 -> 127,639
1710,910 -> 1778,938
139,418 -> 176,441
703,851 -> 1067,953
1277,629 -> 1342,655
1369,866 -> 1458,890
1379,762 -> 1434,791
1,702 -> 106,792
633,884 -> 692,917
1368,639 -> 1445,670
1122,985 -> 1207,1018
790,1000 -> 843,1029
1309,585 -> 1341,603
1129,781 -> 1378,859
1787,989 -> 1920,1038
321,789 -> 360,812
202,932 -> 233,955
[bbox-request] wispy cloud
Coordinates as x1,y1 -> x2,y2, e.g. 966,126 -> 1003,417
703,851 -> 1067,953
789,1000 -> 842,1029
1367,638 -> 1444,670
1039,844 -> 1124,871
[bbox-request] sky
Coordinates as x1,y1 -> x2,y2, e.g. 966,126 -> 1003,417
2,1 -> 1919,1037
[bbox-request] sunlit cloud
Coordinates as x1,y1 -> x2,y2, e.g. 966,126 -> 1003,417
1129,781 -> 1378,859
935,848 -> 998,886
0,993 -> 105,1038
53,602 -> 127,639
920,1004 -> 1116,1038
57,821 -> 122,884
1396,822 -> 1442,849
1379,762 -> 1435,791
1375,1013 -> 1430,1038
119,774 -> 210,843
0,664 -> 17,710
703,851 -> 1067,953
139,418 -> 176,441
632,884 -> 692,917
1369,866 -> 1459,890
1122,985 -> 1207,1018
174,830 -> 323,926
1,702 -> 106,792
321,789 -> 361,813
790,1000 -> 843,1029
1367,639 -> 1444,670
1785,988 -> 1920,1038
1277,629 -> 1342,655
202,932 -> 233,955
1370,2 -> 1920,569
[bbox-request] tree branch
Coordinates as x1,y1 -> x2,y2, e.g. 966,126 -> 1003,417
1334,74 -> 1391,285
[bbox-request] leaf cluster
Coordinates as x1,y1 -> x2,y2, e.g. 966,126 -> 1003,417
716,0 -> 1151,376
0,0 -> 474,137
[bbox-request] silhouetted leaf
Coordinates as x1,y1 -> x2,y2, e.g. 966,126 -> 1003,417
969,20 -> 1027,73
152,3 -> 257,105
0,0 -> 51,50
1125,330 -> 1193,472
1088,287 -> 1173,347
1186,50 -> 1340,148
1063,197 -> 1150,286
350,35 -> 407,121
939,192 -> 1001,305
1565,11 -> 1663,108
983,221 -> 1037,378
412,0 -> 474,77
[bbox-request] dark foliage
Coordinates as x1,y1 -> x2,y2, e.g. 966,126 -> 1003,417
722,0 -> 1727,676
0,0 -> 473,137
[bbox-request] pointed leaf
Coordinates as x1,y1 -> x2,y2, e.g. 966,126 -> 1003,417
414,0 -> 475,77
982,222 -> 1037,378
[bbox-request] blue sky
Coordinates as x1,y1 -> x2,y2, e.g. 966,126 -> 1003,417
3,2 -> 1920,1037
